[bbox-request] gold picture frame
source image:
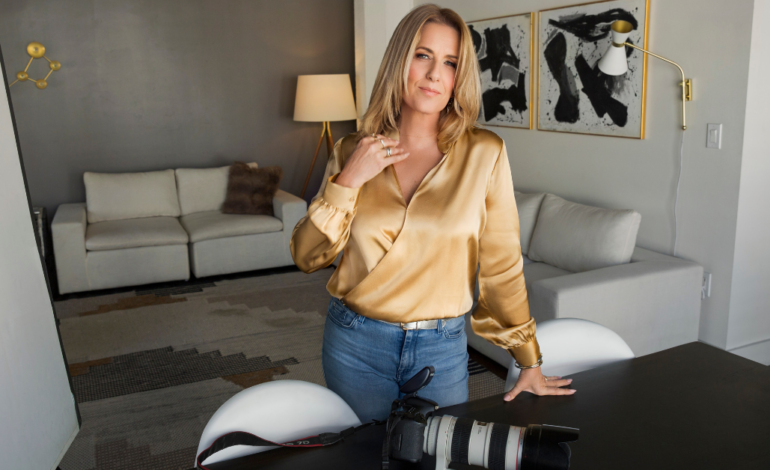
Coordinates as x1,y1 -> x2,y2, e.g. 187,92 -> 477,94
467,12 -> 535,130
537,0 -> 650,139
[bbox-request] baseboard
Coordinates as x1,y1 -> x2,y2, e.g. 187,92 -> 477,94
729,338 -> 770,366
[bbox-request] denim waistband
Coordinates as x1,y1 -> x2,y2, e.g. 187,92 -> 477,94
331,296 -> 464,330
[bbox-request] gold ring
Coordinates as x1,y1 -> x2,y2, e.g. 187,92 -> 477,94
378,138 -> 386,149
544,376 -> 548,382
386,147 -> 392,157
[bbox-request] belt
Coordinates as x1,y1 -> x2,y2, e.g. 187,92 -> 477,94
339,298 -> 441,330
380,319 -> 441,330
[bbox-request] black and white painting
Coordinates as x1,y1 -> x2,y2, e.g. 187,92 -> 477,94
538,0 -> 649,138
468,13 -> 532,129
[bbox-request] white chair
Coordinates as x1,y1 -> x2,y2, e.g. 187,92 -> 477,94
196,380 -> 361,467
505,318 -> 635,393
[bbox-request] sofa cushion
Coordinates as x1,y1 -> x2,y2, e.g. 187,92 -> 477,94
528,194 -> 642,272
222,163 -> 283,216
522,262 -> 571,291
84,170 -> 181,223
175,166 -> 230,216
85,217 -> 189,251
180,210 -> 283,243
174,163 -> 259,216
514,191 -> 546,255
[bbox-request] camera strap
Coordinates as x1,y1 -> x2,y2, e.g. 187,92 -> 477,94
196,420 -> 384,470
381,414 -> 403,470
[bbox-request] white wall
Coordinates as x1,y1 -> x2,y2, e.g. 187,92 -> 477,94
727,0 -> 770,362
354,0 -> 414,120
0,56 -> 80,468
361,0 -> 766,360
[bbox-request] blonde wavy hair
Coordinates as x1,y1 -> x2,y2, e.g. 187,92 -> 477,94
358,3 -> 481,151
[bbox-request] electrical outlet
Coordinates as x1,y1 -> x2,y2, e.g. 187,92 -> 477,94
702,272 -> 712,299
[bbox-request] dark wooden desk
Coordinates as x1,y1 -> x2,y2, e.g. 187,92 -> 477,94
208,342 -> 770,470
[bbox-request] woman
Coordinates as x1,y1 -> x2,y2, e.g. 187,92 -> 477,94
290,4 -> 575,423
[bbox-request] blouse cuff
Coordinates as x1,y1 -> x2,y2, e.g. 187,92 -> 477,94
508,337 -> 542,368
322,173 -> 361,213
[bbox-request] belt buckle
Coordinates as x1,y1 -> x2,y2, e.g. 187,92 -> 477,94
401,320 -> 439,330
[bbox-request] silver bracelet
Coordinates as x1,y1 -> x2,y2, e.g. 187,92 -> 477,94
514,354 -> 543,370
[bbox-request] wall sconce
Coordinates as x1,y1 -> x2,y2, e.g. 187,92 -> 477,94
599,20 -> 695,257
599,21 -> 692,130
9,42 -> 61,90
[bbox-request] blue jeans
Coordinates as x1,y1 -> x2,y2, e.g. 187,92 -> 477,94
322,296 -> 469,423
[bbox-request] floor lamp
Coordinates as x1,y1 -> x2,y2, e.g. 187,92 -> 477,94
294,74 -> 357,198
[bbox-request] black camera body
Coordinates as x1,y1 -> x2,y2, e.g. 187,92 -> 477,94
388,415 -> 428,462
382,366 -> 579,470
383,366 -> 439,465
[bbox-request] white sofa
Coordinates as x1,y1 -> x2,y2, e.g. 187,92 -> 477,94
52,166 -> 307,294
465,191 -> 704,365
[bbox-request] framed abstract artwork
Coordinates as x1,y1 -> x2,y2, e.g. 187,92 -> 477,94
467,12 -> 534,129
538,0 -> 650,138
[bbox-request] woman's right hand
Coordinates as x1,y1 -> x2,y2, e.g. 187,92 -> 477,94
335,134 -> 410,189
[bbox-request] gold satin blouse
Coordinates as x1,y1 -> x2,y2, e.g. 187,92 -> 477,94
290,126 -> 541,366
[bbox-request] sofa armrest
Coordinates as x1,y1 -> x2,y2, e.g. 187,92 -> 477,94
272,190 -> 308,265
272,189 -> 307,224
51,203 -> 89,294
529,252 -> 703,357
630,245 -> 682,263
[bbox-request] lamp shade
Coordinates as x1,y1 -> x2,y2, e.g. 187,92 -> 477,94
598,20 -> 633,76
609,19 -> 633,44
598,45 -> 629,76
294,74 -> 357,122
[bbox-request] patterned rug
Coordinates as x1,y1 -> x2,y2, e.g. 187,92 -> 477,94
55,267 -> 506,470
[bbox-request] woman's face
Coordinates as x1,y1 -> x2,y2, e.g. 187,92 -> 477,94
403,21 -> 460,116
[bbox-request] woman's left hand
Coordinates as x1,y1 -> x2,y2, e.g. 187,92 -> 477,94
503,366 -> 576,402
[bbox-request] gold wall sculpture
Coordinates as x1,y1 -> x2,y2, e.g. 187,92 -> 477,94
9,42 -> 61,90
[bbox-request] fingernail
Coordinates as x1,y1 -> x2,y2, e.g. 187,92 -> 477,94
504,396 -> 511,402
567,379 -> 573,383
570,390 -> 577,393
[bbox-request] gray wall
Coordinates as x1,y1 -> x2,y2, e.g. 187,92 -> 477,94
425,0 -> 758,354
0,0 -> 357,215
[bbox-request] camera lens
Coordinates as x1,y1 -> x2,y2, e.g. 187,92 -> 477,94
521,425 -> 579,470
423,415 -> 577,470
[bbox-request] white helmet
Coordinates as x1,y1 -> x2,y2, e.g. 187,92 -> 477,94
196,380 -> 361,467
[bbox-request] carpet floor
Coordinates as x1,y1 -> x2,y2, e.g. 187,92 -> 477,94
55,267 -> 505,470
